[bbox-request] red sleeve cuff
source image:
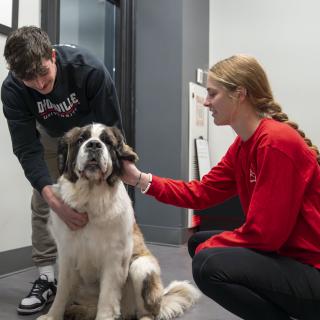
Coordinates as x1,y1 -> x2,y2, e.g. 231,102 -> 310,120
146,174 -> 162,196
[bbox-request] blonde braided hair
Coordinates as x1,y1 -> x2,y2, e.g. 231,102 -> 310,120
209,54 -> 320,164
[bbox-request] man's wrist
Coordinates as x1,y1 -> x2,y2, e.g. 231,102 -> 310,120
41,185 -> 55,206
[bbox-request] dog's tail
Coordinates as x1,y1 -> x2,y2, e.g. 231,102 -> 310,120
157,280 -> 201,320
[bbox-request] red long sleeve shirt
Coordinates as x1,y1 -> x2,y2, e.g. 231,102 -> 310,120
147,118 -> 320,268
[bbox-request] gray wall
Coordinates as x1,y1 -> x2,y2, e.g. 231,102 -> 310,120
0,0 -> 41,276
208,0 -> 320,165
135,0 -> 209,244
60,0 -> 106,62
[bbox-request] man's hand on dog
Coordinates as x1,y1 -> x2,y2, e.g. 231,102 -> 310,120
42,185 -> 88,230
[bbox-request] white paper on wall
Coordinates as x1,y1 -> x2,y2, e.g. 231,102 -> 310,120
0,0 -> 13,27
188,82 -> 210,228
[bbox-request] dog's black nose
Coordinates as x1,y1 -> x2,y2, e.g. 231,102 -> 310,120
86,140 -> 102,150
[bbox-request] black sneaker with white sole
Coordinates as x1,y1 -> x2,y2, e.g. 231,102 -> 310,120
17,274 -> 57,315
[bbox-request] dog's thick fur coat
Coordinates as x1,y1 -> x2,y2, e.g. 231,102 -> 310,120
37,124 -> 200,320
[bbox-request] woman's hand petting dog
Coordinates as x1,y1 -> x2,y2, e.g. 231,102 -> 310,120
121,160 -> 141,186
121,160 -> 150,190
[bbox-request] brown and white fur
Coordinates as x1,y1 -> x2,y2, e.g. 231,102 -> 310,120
37,123 -> 200,320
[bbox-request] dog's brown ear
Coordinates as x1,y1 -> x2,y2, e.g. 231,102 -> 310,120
57,127 -> 81,181
57,136 -> 68,175
120,143 -> 139,162
111,127 -> 139,163
105,127 -> 138,186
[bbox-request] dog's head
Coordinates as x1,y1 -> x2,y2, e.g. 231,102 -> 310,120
57,124 -> 138,185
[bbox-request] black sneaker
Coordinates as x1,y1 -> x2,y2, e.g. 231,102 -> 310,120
17,274 -> 57,315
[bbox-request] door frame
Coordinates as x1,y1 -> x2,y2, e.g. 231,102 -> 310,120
41,0 -> 136,149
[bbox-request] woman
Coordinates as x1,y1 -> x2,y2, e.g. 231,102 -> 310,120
122,54 -> 320,320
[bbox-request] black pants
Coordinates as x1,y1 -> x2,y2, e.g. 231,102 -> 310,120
189,231 -> 320,320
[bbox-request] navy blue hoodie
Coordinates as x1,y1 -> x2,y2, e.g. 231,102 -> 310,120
2,44 -> 123,193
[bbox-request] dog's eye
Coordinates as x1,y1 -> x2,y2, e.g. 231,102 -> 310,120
100,134 -> 110,145
77,136 -> 85,145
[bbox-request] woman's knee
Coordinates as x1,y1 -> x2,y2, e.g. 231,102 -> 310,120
188,231 -> 223,258
192,247 -> 246,287
192,248 -> 223,286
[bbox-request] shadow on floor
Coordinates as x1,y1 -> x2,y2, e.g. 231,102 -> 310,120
0,243 -> 241,320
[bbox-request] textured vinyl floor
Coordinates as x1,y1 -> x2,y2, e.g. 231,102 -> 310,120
0,243 -> 241,320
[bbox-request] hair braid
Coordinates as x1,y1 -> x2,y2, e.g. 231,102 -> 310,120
261,100 -> 320,164
210,54 -> 320,165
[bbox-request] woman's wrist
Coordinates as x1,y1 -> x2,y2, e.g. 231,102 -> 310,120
134,171 -> 142,187
134,172 -> 149,189
141,173 -> 152,194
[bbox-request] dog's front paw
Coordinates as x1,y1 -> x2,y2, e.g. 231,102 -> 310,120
96,306 -> 121,320
95,315 -> 121,320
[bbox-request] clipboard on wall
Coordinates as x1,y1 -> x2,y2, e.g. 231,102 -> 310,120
188,82 -> 209,228
195,137 -> 211,179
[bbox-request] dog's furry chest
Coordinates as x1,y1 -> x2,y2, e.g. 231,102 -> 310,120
49,179 -> 134,281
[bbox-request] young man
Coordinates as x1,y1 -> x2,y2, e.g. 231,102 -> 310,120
1,26 -> 124,315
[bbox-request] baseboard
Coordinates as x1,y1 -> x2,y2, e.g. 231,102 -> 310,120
139,224 -> 193,245
0,246 -> 33,277
0,227 -> 192,276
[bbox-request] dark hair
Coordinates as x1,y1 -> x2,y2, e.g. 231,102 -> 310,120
4,26 -> 53,80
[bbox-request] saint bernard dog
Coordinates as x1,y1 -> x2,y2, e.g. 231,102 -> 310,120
37,123 -> 200,320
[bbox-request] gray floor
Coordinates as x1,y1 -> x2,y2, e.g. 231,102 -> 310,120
0,243 -> 241,320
